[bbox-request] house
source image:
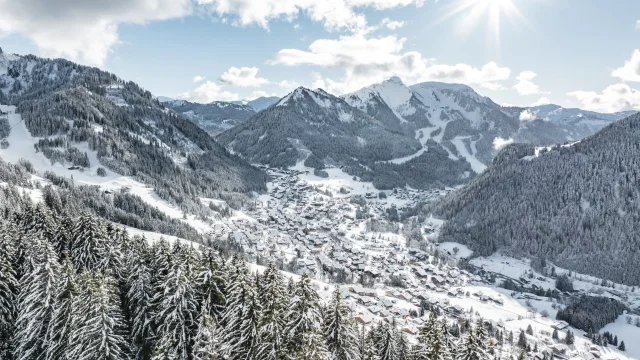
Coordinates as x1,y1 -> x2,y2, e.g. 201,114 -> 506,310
355,312 -> 375,325
552,321 -> 569,330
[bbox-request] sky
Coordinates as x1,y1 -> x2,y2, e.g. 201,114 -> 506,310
1,0 -> 640,112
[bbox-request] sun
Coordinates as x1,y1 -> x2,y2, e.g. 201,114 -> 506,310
438,0 -> 526,50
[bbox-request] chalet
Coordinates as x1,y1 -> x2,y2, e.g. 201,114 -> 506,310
354,312 -> 375,325
552,321 -> 569,330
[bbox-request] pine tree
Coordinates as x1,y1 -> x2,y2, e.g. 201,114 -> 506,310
457,327 -> 489,360
152,259 -> 199,359
0,224 -> 18,357
13,237 -> 60,360
70,213 -> 111,272
196,249 -> 226,317
221,257 -> 251,359
565,330 -> 574,345
475,318 -> 488,350
552,329 -> 559,341
285,273 -> 322,352
323,287 -> 357,360
378,322 -> 397,360
295,326 -> 330,360
396,330 -> 410,360
258,263 -> 287,359
237,287 -> 261,359
126,248 -> 155,360
618,341 -> 626,351
427,318 -> 453,360
192,311 -> 223,360
68,274 -> 131,360
357,324 -> 376,360
517,330 -> 527,348
44,259 -> 78,360
52,215 -> 74,258
413,312 -> 436,360
526,324 -> 533,336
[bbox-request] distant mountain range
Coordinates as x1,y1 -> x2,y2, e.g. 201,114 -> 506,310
164,100 -> 256,135
155,74 -> 637,190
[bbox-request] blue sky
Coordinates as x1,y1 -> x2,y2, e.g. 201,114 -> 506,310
1,0 -> 640,112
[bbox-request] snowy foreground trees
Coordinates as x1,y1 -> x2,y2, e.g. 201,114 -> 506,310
0,203 -> 496,360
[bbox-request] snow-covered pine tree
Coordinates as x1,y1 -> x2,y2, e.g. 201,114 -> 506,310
475,318 -> 489,352
196,248 -> 226,317
221,256 -> 251,359
150,333 -> 178,360
285,273 -> 322,350
257,262 -> 287,360
152,258 -> 199,359
396,328 -> 410,360
357,324 -> 376,360
13,236 -> 60,360
70,213 -> 111,272
426,317 -> 453,360
126,246 -> 155,360
412,311 -> 437,360
0,223 -> 18,357
192,310 -> 224,360
237,284 -> 261,359
457,327 -> 489,360
68,273 -> 131,360
44,259 -> 78,360
378,321 -> 398,360
323,287 -> 358,360
295,325 -> 330,360
52,214 -> 74,258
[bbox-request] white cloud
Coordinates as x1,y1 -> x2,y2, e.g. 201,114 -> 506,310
493,137 -> 514,150
197,0 -> 423,33
0,0 -> 192,66
271,34 -> 511,94
192,75 -> 206,83
568,83 -> 640,113
218,66 -> 269,87
636,20 -> 640,29
519,109 -> 536,121
177,81 -> 240,103
380,18 -> 404,30
514,71 -> 541,95
278,80 -> 300,89
247,90 -> 270,100
611,49 -> 640,82
531,97 -> 551,106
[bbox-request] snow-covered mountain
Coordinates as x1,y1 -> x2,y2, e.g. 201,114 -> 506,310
343,77 -> 519,172
217,86 -> 420,167
343,77 -> 637,173
164,99 -> 256,135
244,96 -> 280,111
217,86 -> 474,189
0,51 -> 266,211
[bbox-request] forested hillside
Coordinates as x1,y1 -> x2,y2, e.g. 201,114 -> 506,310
0,51 -> 267,212
432,113 -> 640,285
0,191 -> 498,360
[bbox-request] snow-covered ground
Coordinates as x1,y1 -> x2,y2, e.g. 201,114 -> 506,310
437,242 -> 473,259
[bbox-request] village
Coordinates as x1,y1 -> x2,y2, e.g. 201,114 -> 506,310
197,166 -> 639,360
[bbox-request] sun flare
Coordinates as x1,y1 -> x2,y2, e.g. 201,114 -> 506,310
439,0 -> 526,50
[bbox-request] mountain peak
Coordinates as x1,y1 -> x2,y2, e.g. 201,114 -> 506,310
385,76 -> 404,85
